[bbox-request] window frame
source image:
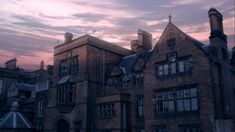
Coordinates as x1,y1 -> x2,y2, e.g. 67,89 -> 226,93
156,55 -> 193,78
154,85 -> 199,116
97,102 -> 116,119
136,96 -> 144,118
56,83 -> 76,105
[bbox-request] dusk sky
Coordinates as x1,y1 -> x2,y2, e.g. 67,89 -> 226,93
0,0 -> 234,70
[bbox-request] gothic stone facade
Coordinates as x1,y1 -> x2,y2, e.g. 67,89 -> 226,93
44,8 -> 235,132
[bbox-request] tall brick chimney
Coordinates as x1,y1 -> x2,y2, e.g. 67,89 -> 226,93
137,29 -> 152,50
208,8 -> 227,42
130,29 -> 152,53
208,8 -> 228,59
131,40 -> 138,52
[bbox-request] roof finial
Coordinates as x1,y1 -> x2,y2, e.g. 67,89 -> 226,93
169,14 -> 172,23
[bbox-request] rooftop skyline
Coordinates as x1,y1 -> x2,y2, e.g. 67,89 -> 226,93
0,0 -> 234,69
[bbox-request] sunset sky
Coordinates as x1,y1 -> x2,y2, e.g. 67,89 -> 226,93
0,0 -> 234,69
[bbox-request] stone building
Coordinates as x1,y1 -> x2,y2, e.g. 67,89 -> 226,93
44,8 -> 235,132
0,59 -> 53,132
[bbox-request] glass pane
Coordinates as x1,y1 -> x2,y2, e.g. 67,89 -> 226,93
164,64 -> 169,75
162,92 -> 168,100
185,57 -> 192,72
168,91 -> 174,99
168,101 -> 175,112
184,89 -> 190,98
184,99 -> 191,111
179,61 -> 184,73
171,63 -> 176,74
163,101 -> 168,112
157,102 -> 163,113
158,65 -> 163,76
190,88 -> 197,97
177,90 -> 184,99
156,93 -> 162,100
177,100 -> 184,111
191,98 -> 198,110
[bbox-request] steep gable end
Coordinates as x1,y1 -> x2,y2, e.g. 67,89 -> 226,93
156,23 -> 187,48
151,22 -> 210,57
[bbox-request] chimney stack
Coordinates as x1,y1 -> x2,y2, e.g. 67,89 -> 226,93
137,29 -> 152,50
40,60 -> 44,70
130,29 -> 152,53
208,8 -> 227,42
131,40 -> 138,52
64,32 -> 73,43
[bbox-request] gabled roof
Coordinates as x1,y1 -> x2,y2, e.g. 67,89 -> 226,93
154,22 -> 211,57
0,101 -> 33,129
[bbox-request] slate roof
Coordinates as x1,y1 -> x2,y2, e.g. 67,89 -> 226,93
118,51 -> 152,75
0,101 -> 33,129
